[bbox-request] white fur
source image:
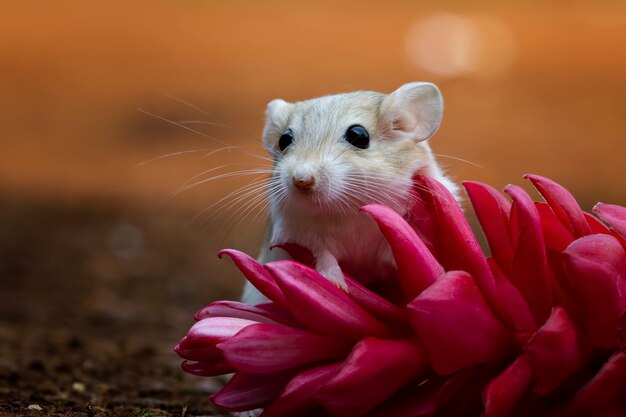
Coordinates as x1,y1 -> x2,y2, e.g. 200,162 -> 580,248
242,82 -> 459,304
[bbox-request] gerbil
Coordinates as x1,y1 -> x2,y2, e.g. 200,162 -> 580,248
242,82 -> 459,305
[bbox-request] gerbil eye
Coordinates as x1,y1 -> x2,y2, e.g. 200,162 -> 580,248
278,129 -> 294,152
345,125 -> 370,149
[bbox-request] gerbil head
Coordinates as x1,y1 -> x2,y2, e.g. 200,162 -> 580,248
262,82 -> 444,217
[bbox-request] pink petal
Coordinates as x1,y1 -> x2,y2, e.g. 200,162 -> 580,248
253,302 -> 307,326
344,275 -> 408,325
211,371 -> 294,412
488,258 -> 537,337
175,317 -> 257,364
412,176 -> 502,320
464,181 -> 514,276
407,271 -> 511,375
360,204 -> 443,299
435,366 -> 487,416
265,261 -> 392,340
525,307 -> 592,395
594,203 -> 626,240
617,310 -> 626,352
271,242 -> 406,323
363,378 -> 441,417
317,338 -> 429,417
505,185 -> 553,325
405,179 -> 437,253
562,234 -> 626,349
219,249 -> 286,305
195,300 -> 299,327
483,354 -> 533,417
217,323 -> 352,373
565,352 -> 626,417
176,316 -> 257,357
181,359 -> 234,377
301,409 -> 337,417
535,202 -> 574,253
271,243 -> 317,268
261,363 -> 342,417
584,212 -> 612,235
525,174 -> 591,238
175,338 -> 223,362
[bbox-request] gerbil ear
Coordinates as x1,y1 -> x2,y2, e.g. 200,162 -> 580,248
262,99 -> 292,153
380,82 -> 443,142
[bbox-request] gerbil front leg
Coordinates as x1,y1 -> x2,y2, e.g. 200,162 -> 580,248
315,249 -> 347,291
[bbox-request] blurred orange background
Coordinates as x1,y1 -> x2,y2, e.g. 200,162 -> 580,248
0,1 -> 625,413
2,0 -> 625,207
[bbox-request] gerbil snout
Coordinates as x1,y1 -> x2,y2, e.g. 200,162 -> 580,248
292,175 -> 316,192
288,163 -> 323,195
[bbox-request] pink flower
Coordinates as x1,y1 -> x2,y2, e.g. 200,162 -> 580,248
175,174 -> 626,417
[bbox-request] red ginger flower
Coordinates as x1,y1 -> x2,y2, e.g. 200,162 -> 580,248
175,174 -> 626,417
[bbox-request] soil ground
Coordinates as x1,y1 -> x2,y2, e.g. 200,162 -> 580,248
0,198 -> 240,417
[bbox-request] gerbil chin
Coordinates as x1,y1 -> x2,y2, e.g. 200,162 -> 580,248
242,82 -> 459,306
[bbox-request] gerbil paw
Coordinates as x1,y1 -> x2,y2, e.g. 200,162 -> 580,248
316,249 -> 349,293
330,274 -> 349,293
320,265 -> 349,293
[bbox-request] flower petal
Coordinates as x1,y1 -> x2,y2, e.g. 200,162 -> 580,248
363,378 -> 441,417
217,323 -> 352,373
181,359 -> 234,377
505,185 -> 553,324
219,249 -> 286,305
273,241 -> 407,324
525,174 -> 591,238
584,212 -> 612,235
317,338 -> 429,417
195,300 -> 299,327
464,181 -> 514,276
261,363 -> 342,417
175,338 -> 223,363
175,316 -> 257,364
562,234 -> 626,349
488,258 -> 537,337
436,366 -> 496,416
407,271 -> 511,375
412,176 -> 502,320
594,203 -> 626,241
565,352 -> 626,417
360,204 -> 443,299
483,354 -> 533,417
344,275 -> 407,325
186,316 -> 257,344
535,202 -> 574,253
271,243 -> 317,268
266,261 -> 392,339
525,307 -> 592,395
617,310 -> 626,352
211,371 -> 294,412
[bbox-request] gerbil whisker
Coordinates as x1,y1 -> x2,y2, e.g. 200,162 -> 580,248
216,181 -> 281,234
164,94 -> 264,144
139,145 -> 255,167
432,153 -> 483,168
138,108 -> 271,163
162,94 -> 222,123
180,169 -> 272,197
138,148 -> 213,166
194,178 -> 276,233
191,177 -> 270,223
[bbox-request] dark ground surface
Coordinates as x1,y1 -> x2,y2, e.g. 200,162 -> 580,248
0,197 -> 248,416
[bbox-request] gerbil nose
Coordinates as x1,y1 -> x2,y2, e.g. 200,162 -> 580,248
293,175 -> 316,191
